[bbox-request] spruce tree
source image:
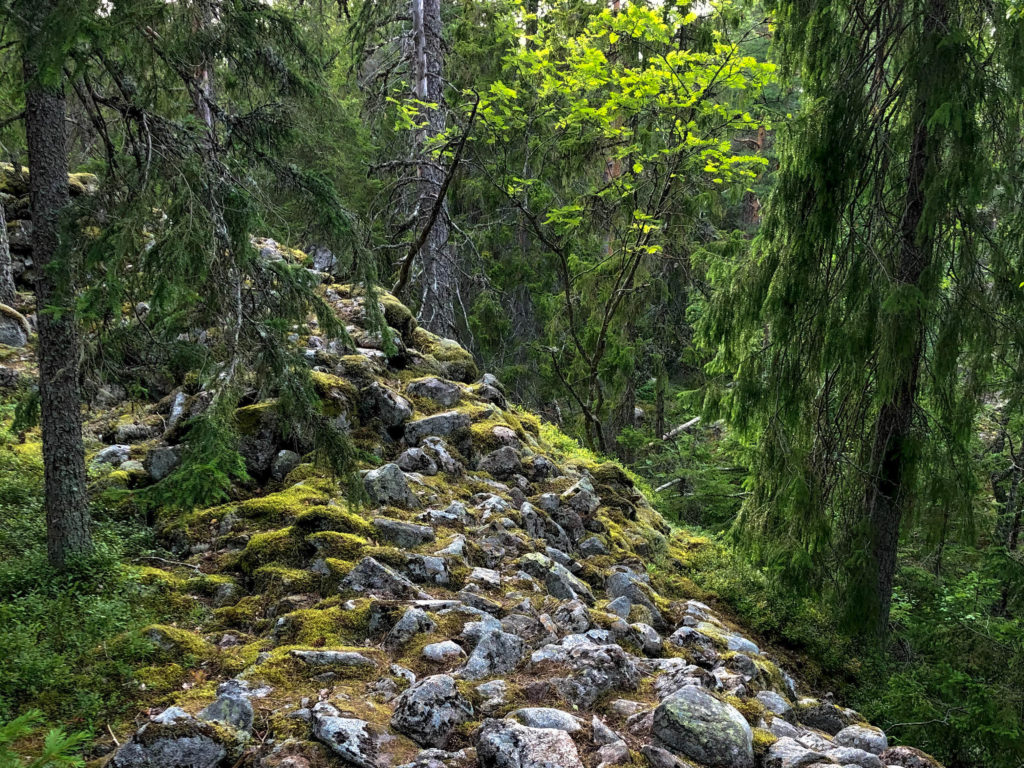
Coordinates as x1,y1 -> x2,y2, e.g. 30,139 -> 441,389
16,0 -> 92,568
703,0 -> 1024,635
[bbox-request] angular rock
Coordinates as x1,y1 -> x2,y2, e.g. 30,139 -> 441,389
548,642 -> 641,709
198,679 -> 255,732
390,674 -> 474,748
519,552 -> 594,604
397,447 -> 438,475
476,719 -> 585,768
373,517 -> 435,547
652,685 -> 754,768
406,377 -> 461,407
386,607 -> 438,649
421,437 -> 464,475
364,382 -> 413,428
311,703 -> 379,768
764,737 -> 827,768
756,690 -> 793,719
834,725 -> 887,755
364,464 -> 419,508
879,746 -> 944,768
404,411 -> 471,446
478,446 -> 523,479
110,707 -> 232,768
340,557 -> 428,599
461,629 -> 526,680
94,444 -> 131,466
795,699 -> 853,735
146,445 -> 182,481
422,640 -> 467,664
270,450 -> 302,482
290,650 -> 376,668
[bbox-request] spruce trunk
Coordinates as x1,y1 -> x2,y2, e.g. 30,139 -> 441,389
410,0 -> 457,340
861,0 -> 946,636
22,28 -> 92,568
0,199 -> 14,306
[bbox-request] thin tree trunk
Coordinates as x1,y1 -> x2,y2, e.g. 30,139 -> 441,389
0,200 -> 15,306
21,6 -> 92,568
861,0 -> 946,636
410,0 -> 458,340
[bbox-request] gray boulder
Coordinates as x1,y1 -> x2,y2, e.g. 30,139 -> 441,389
109,707 -> 232,768
145,445 -> 182,481
476,719 -> 585,768
764,737 -> 827,768
461,630 -> 526,680
311,703 -> 379,768
364,463 -> 419,508
397,447 -> 438,475
422,640 -> 467,664
652,685 -> 754,768
290,649 -> 376,668
519,552 -> 594,604
547,642 -> 641,709
0,316 -> 27,348
94,444 -> 131,466
364,382 -> 413,428
197,679 -> 254,733
511,707 -> 583,732
340,557 -> 428,599
406,377 -> 461,407
478,446 -> 523,479
404,411 -> 471,446
390,674 -> 474,748
386,607 -> 438,649
270,450 -> 301,482
373,517 -> 435,548
834,725 -> 888,755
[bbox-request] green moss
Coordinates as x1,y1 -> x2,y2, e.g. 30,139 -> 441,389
310,371 -> 359,418
752,727 -> 778,756
294,505 -> 374,537
379,291 -> 418,341
306,531 -> 369,560
141,624 -> 217,661
134,663 -> 187,693
212,596 -> 266,628
253,565 -> 316,594
412,327 -> 478,382
68,172 -> 99,195
234,401 -> 278,435
236,482 -> 331,521
236,527 -> 305,573
724,693 -> 768,725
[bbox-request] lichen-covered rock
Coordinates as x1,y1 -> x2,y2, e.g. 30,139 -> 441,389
363,382 -> 413,428
397,447 -> 438,475
545,642 -> 641,709
110,707 -> 235,768
390,674 -> 474,748
652,685 -> 754,768
476,719 -> 585,768
519,552 -> 594,603
340,557 -> 428,599
198,679 -> 255,733
422,640 -> 466,664
404,411 -> 472,446
386,607 -> 438,649
834,725 -> 887,755
879,746 -> 944,768
794,699 -> 855,735
364,463 -> 419,508
461,629 -> 526,680
510,707 -> 583,732
478,446 -> 523,479
764,737 -> 827,768
373,517 -> 435,547
290,649 -> 376,668
311,703 -> 379,768
270,450 -> 302,482
406,377 -> 462,407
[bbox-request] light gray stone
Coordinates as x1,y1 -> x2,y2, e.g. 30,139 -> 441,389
390,674 -> 474,748
652,685 -> 754,768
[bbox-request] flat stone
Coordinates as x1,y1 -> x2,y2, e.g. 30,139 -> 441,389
476,719 -> 585,768
422,641 -> 467,664
510,707 -> 583,732
373,517 -> 435,547
390,674 -> 474,749
311,703 -> 379,768
290,650 -> 376,668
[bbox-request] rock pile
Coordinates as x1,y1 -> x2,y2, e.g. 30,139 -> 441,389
60,258 -> 941,768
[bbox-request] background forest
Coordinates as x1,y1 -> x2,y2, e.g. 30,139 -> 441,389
1,1 -> 1023,767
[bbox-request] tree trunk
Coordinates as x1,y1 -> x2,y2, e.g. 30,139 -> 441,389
860,0 -> 946,636
21,10 -> 92,568
410,0 -> 458,340
0,199 -> 15,306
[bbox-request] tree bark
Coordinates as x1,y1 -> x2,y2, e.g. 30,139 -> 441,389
21,3 -> 92,568
0,199 -> 15,306
860,0 -> 947,637
409,0 -> 458,340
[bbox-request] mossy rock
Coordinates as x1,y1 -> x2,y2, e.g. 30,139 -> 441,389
306,530 -> 370,560
253,565 -> 317,594
141,624 -> 218,661
412,327 -> 478,383
234,400 -> 279,436
378,292 -> 418,343
310,371 -> 360,419
236,482 -> 332,521
213,595 -> 266,628
294,505 -> 374,538
752,727 -> 778,756
236,527 -> 307,573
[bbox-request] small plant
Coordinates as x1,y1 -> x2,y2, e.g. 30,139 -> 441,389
0,710 -> 88,768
